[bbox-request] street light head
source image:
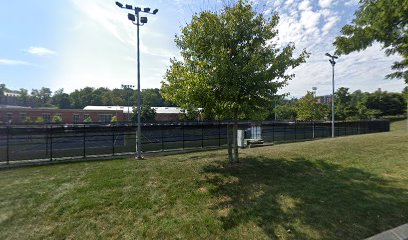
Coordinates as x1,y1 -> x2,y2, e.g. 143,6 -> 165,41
128,13 -> 136,22
153,9 -> 159,14
115,2 -> 123,8
144,8 -> 151,12
125,4 -> 133,10
140,16 -> 148,24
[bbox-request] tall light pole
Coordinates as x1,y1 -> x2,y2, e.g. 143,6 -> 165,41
116,2 -> 158,159
326,53 -> 338,138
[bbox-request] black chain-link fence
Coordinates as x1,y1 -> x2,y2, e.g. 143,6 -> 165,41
0,120 -> 389,164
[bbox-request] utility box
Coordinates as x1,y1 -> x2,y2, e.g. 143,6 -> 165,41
237,130 -> 245,148
238,126 -> 263,148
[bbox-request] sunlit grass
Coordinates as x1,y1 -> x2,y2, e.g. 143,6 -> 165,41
391,119 -> 407,132
1,130 -> 407,239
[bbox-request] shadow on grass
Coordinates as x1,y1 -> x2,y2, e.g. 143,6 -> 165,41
202,157 -> 408,239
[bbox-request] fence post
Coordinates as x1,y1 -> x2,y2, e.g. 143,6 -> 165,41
272,123 -> 275,143
294,122 -> 297,141
161,125 -> 164,152
6,126 -> 9,164
182,123 -> 185,150
83,125 -> 86,158
45,126 -> 48,158
218,122 -> 221,147
283,124 -> 286,141
112,127 -> 115,156
344,122 -> 347,136
50,126 -> 53,161
201,122 -> 204,148
312,122 -> 314,139
304,123 -> 306,139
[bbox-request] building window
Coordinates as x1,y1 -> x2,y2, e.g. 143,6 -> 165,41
73,114 -> 80,123
97,114 -> 112,123
42,113 -> 51,123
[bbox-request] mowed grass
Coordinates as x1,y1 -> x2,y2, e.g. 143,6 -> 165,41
1,130 -> 408,239
391,119 -> 407,132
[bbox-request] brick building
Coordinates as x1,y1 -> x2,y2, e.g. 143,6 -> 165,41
0,105 -> 183,124
0,106 -> 125,125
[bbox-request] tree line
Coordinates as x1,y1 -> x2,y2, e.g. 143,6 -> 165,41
273,87 -> 408,121
0,84 -> 174,109
1,83 -> 406,122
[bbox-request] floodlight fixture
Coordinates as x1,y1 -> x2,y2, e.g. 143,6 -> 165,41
115,2 -> 123,8
125,4 -> 133,9
152,9 -> 159,14
135,7 -> 141,12
140,17 -> 148,24
325,53 -> 332,57
128,13 -> 136,22
144,8 -> 151,12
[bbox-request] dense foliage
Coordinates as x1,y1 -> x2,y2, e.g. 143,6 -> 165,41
334,0 -> 408,82
272,88 -> 407,121
161,1 -> 308,162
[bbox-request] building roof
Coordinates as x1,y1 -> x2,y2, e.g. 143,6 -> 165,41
152,107 -> 183,114
83,106 -> 183,114
0,105 -> 31,109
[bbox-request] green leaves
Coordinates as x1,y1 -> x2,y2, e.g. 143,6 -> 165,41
334,0 -> 408,83
162,2 -> 308,121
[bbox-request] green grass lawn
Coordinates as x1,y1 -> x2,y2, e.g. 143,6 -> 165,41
391,119 -> 407,132
1,130 -> 407,239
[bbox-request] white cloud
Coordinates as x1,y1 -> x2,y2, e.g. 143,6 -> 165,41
319,0 -> 334,9
300,10 -> 321,31
285,0 -> 295,7
0,59 -> 31,66
25,47 -> 56,56
298,0 -> 312,11
322,15 -> 340,34
344,0 -> 359,6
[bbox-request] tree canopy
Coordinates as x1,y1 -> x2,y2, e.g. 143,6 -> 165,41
334,0 -> 408,82
161,1 -> 308,162
296,92 -> 328,121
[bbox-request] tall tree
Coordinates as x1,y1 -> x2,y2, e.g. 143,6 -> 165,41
335,87 -> 357,120
296,92 -> 328,121
52,89 -> 71,109
334,0 -> 408,82
161,1 -> 308,162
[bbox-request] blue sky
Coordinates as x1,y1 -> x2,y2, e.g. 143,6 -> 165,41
0,0 -> 405,98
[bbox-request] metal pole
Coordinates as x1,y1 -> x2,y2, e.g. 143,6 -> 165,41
83,125 -> 86,158
6,126 -> 9,164
50,126 -> 53,161
331,63 -> 335,138
136,11 -> 142,159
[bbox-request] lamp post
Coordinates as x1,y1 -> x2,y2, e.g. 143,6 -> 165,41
325,53 -> 338,138
121,84 -> 135,121
116,2 -> 158,159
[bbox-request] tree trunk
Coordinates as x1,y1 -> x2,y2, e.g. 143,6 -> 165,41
233,113 -> 239,163
227,124 -> 233,163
